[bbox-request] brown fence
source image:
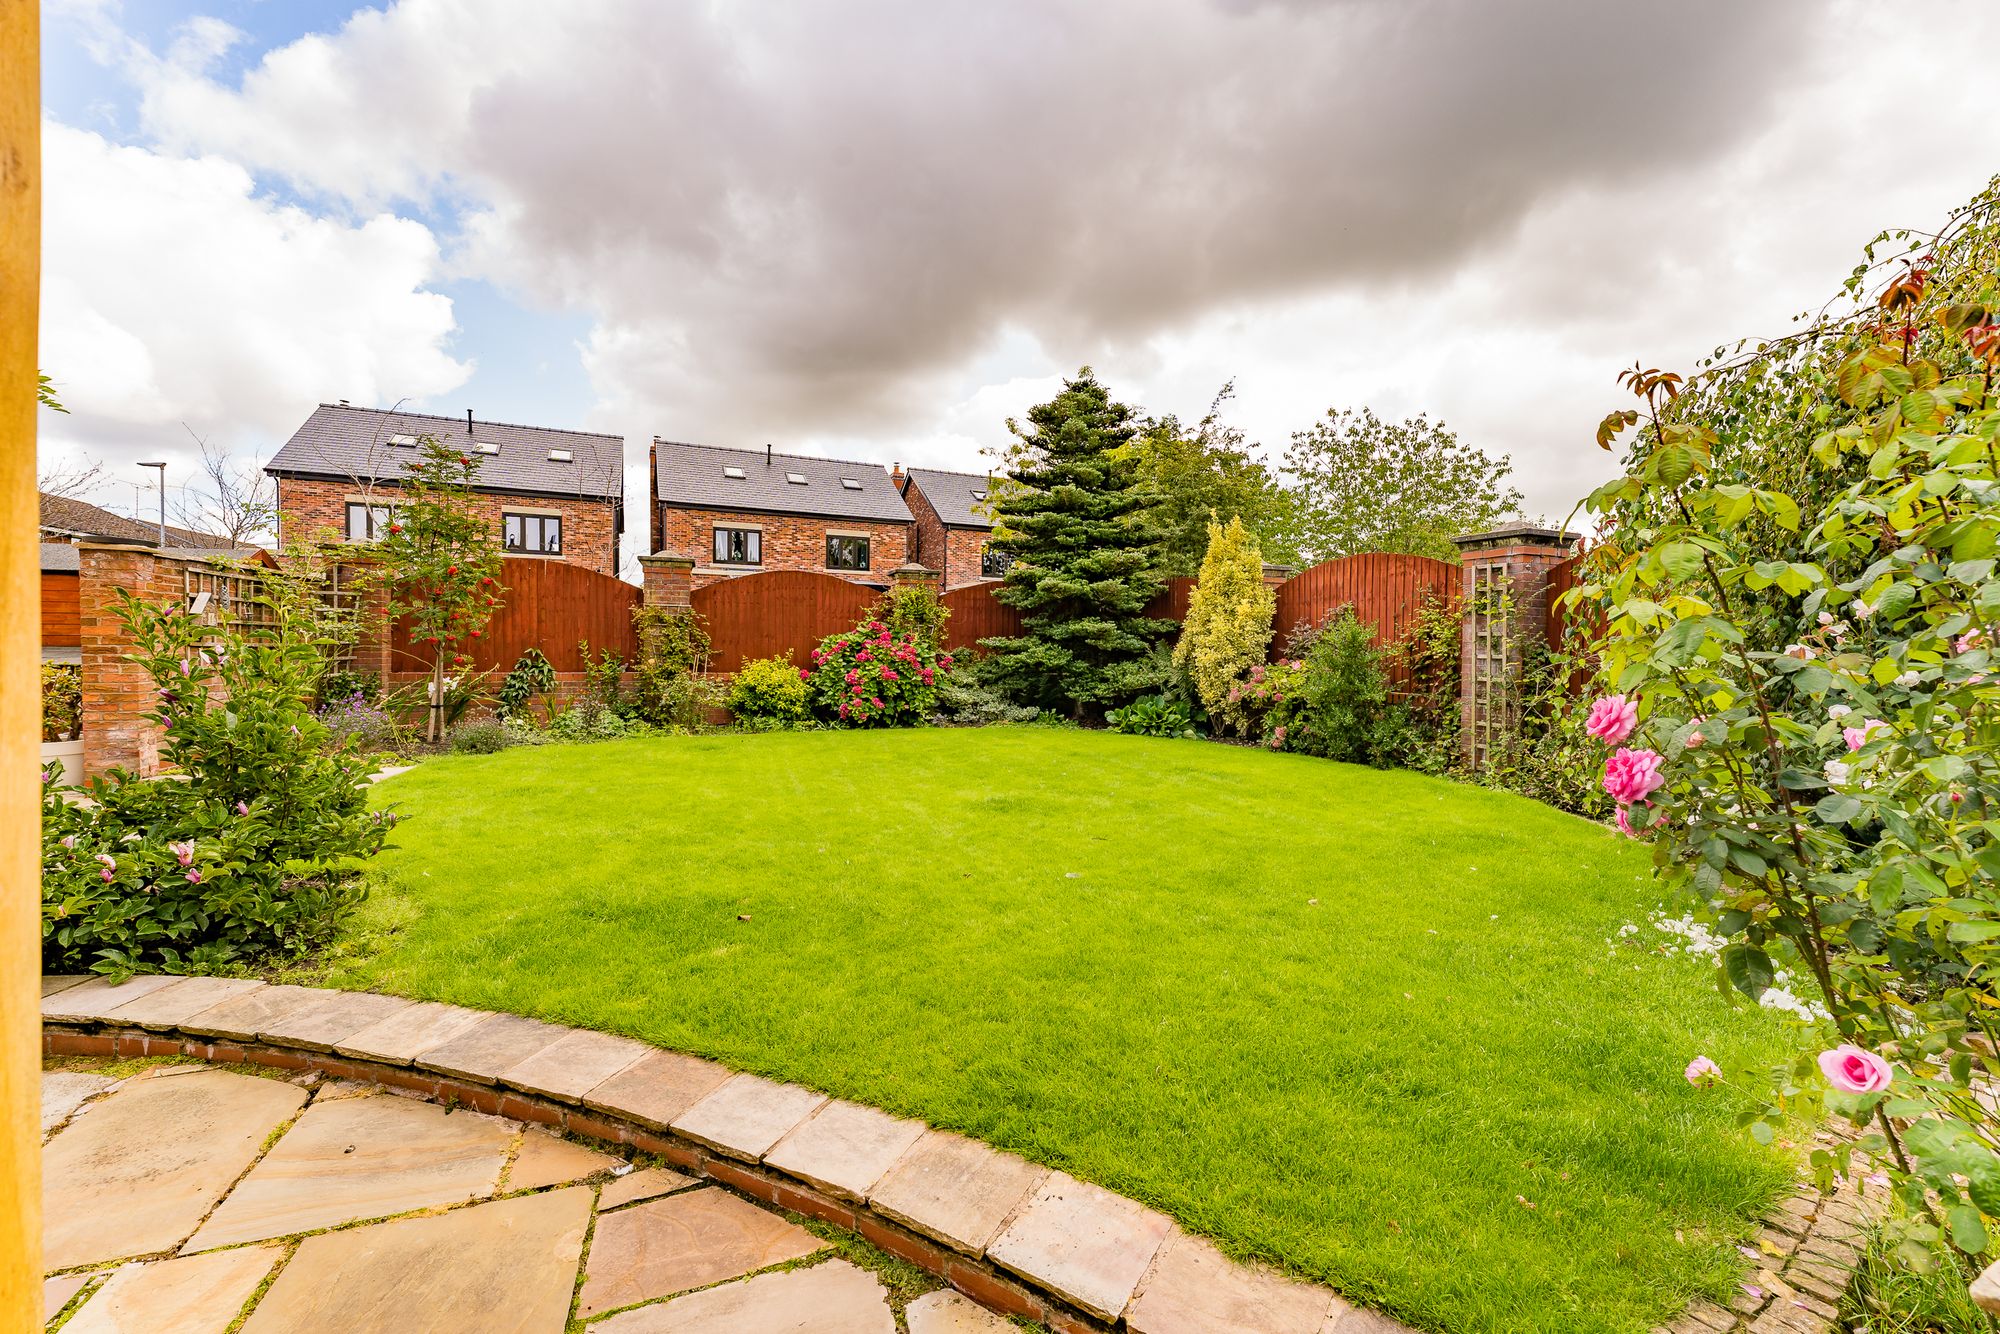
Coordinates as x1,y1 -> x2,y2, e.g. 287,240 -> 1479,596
1144,576 -> 1197,624
694,570 -> 879,674
939,581 -> 1022,654
389,557 -> 640,675
1270,553 -> 1460,659
1544,551 -> 1595,648
42,570 -> 79,648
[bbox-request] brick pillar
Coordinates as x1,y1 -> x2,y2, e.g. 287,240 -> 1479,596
78,542 -> 170,779
888,563 -> 940,597
1453,524 -> 1578,769
639,553 -> 695,609
1260,563 -> 1294,591
336,556 -> 396,685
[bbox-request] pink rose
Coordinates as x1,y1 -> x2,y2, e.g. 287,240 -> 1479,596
186,870 -> 203,884
1842,719 -> 1889,752
1684,1056 -> 1721,1087
1601,748 -> 1665,806
1957,630 -> 1985,654
1685,732 -> 1704,748
1586,695 -> 1638,744
1817,1044 -> 1893,1094
1615,805 -> 1639,838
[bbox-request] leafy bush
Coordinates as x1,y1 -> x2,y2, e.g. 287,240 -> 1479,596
449,720 -> 511,754
42,662 -> 81,741
874,582 -> 950,652
930,673 -> 1042,726
579,641 -> 627,717
805,616 -> 953,726
316,690 -> 404,754
728,655 -> 813,723
545,706 -> 655,742
1273,608 -> 1389,763
1381,591 -> 1462,774
631,606 -> 718,729
1216,658 -> 1302,740
1106,693 -> 1197,738
1173,515 -> 1275,732
495,648 -> 557,721
1478,642 -> 1610,815
314,668 -> 379,711
43,589 -> 395,974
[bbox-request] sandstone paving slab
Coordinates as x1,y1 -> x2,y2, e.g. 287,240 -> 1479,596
43,973 -> 184,1023
101,976 -> 265,1030
334,1000 -> 489,1065
1125,1231 -> 1336,1334
175,984 -> 335,1043
765,1098 -> 927,1202
906,1288 -> 1018,1332
240,1185 -> 591,1334
257,990 -> 412,1052
1324,1307 -> 1416,1333
868,1129 -> 1048,1256
42,1071 -> 117,1136
42,975 -> 90,997
414,1011 -> 569,1085
45,1273 -> 90,1322
600,1166 -> 699,1210
576,1186 -> 824,1319
584,1049 -> 731,1129
499,1028 -> 651,1103
670,1072 -> 827,1162
43,1069 -> 307,1269
185,1090 -> 512,1250
65,1244 -> 282,1334
592,1259 -> 894,1333
506,1128 -> 622,1191
988,1171 -> 1175,1321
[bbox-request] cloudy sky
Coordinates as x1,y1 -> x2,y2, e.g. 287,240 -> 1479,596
37,0 -> 2000,565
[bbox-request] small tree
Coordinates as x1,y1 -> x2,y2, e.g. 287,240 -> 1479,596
1279,408 -> 1522,562
1174,514 -> 1275,730
371,437 -> 505,740
1128,382 -> 1299,575
982,368 -> 1170,717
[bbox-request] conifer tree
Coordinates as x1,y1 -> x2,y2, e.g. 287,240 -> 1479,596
981,369 -> 1168,715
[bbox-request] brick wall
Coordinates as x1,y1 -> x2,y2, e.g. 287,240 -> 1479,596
275,477 -> 622,577
77,545 -> 229,779
1453,527 -> 1577,767
658,505 -> 913,589
901,481 -> 993,591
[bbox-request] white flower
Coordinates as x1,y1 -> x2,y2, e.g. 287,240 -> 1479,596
1827,705 -> 1852,720
1852,599 -> 1875,619
1824,759 -> 1852,786
1895,671 -> 1920,688
1784,644 -> 1817,660
1818,612 -> 1835,626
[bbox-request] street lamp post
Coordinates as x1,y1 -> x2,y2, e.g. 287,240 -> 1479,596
138,460 -> 166,546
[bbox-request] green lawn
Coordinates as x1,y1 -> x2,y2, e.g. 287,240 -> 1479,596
335,727 -> 1799,1333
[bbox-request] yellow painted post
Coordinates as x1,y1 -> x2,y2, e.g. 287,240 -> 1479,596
0,0 -> 41,1326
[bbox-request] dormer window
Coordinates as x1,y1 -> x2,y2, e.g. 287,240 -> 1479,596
548,449 -> 573,462
723,466 -> 747,479
840,477 -> 862,490
786,472 -> 808,485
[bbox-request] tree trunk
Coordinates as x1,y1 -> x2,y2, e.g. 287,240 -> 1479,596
428,653 -> 444,742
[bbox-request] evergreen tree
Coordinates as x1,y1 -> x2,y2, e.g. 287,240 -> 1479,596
981,369 -> 1169,716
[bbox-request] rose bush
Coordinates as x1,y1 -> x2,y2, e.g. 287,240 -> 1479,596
1575,178 -> 2000,1270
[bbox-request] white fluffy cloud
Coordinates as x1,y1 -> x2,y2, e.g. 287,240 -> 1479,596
37,120 -> 468,481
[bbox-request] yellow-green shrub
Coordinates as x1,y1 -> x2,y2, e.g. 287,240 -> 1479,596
727,655 -> 812,723
1173,515 -> 1274,733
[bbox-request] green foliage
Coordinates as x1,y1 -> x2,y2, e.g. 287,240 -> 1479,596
1273,609 -> 1390,763
1105,693 -> 1197,738
874,582 -> 951,653
930,672 -> 1043,726
1843,1228 -> 1999,1333
42,588 -> 395,974
42,662 -> 81,742
315,668 -> 380,710
579,641 -> 627,717
982,368 -> 1172,717
805,616 -> 953,726
368,436 -> 506,739
1215,658 -> 1302,741
38,371 -> 68,413
1382,592 -> 1463,775
1174,515 -> 1275,731
496,648 -> 558,721
1127,382 -> 1300,574
1576,176 -> 2000,1271
630,606 -> 717,729
449,720 -> 511,754
1478,644 -> 1610,814
544,708 -> 656,742
727,655 -> 814,723
1279,408 -> 1523,563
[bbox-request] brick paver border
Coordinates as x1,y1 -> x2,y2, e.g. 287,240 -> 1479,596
40,976 -> 1871,1333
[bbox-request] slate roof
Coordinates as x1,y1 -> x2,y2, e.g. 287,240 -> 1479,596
265,404 -> 624,502
38,493 -> 237,549
652,440 -> 912,523
902,467 -> 997,530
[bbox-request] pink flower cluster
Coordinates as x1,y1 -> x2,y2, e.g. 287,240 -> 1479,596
1587,695 -> 1663,838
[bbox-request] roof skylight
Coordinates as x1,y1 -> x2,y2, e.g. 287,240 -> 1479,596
840,477 -> 863,490
971,489 -> 988,501
723,466 -> 747,479
548,449 -> 573,462
473,441 -> 499,455
387,434 -> 418,446
786,472 -> 808,485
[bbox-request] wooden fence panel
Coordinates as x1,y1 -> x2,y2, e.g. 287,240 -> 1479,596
390,558 -> 640,675
41,571 -> 79,647
694,570 -> 878,674
1143,576 -> 1196,624
939,581 -> 1022,655
1543,552 -> 1594,648
1270,553 -> 1460,665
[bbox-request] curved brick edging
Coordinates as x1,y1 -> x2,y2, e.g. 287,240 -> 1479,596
41,974 -> 1400,1334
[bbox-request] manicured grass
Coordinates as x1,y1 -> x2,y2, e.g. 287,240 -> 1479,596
337,727 -> 1799,1333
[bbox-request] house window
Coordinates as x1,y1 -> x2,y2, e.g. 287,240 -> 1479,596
713,527 -> 762,565
504,512 -> 562,555
980,545 -> 1011,579
826,534 -> 870,571
345,502 -> 397,542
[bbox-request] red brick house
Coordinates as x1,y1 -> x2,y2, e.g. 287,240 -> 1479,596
265,404 -> 625,577
650,439 -> 914,588
899,467 -> 1006,590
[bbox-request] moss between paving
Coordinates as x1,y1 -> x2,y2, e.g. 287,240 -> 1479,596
334,725 -> 1803,1334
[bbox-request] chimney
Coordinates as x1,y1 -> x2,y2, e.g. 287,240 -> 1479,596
765,443 -> 773,467
466,408 -> 474,435
890,461 -> 906,489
